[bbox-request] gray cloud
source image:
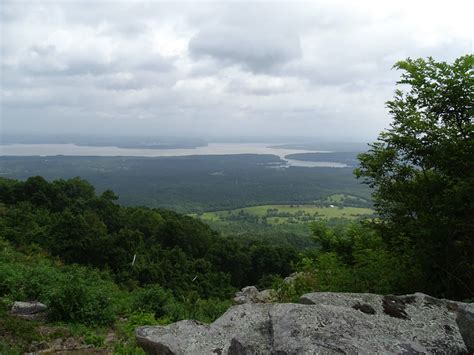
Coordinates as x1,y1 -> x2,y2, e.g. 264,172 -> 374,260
189,26 -> 302,72
1,0 -> 471,140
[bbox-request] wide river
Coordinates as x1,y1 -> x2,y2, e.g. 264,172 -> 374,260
0,143 -> 347,168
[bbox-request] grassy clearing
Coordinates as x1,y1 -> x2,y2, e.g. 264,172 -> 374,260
242,205 -> 371,218
191,194 -> 373,248
199,204 -> 373,224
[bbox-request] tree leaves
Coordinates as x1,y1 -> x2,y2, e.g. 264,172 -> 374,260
356,55 -> 474,300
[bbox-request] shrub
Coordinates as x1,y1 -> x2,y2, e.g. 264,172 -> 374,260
162,293 -> 232,324
47,267 -> 118,325
131,285 -> 174,318
84,331 -> 105,347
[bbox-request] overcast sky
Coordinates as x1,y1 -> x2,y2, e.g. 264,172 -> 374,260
1,0 -> 472,141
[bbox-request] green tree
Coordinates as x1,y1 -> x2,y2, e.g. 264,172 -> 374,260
355,55 -> 474,300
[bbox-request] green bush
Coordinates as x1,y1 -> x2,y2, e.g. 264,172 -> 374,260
272,260 -> 318,302
131,285 -> 174,318
113,312 -> 156,354
129,290 -> 231,325
272,221 -> 415,301
0,238 -> 121,326
113,343 -> 146,355
47,267 -> 118,325
162,293 -> 232,324
84,331 -> 105,347
116,312 -> 158,338
0,342 -> 21,355
0,315 -> 40,352
0,239 -> 63,307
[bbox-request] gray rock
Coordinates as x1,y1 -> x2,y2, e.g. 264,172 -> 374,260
137,305 -> 272,355
136,292 -> 472,354
283,272 -> 302,284
11,301 -> 47,320
233,286 -> 275,304
233,286 -> 259,304
28,340 -> 49,352
457,303 -> 474,353
255,289 -> 276,303
11,300 -> 47,315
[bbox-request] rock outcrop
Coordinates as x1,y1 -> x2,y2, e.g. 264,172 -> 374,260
11,301 -> 48,320
136,292 -> 474,354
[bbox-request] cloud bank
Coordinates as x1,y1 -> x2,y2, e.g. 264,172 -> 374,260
1,0 -> 472,140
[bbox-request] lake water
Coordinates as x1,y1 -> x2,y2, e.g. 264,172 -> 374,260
0,143 -> 348,168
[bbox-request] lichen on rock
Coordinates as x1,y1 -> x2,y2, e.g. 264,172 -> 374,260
136,292 -> 473,354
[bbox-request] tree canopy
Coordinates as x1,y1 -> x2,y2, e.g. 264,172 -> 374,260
0,176 -> 298,299
355,55 -> 473,299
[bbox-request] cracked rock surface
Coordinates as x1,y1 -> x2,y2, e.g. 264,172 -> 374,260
136,292 -> 474,354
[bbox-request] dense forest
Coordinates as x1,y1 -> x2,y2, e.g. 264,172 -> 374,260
0,154 -> 370,213
0,176 -> 301,293
0,176 -> 299,352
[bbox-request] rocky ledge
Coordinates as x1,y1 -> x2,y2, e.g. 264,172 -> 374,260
136,292 -> 473,354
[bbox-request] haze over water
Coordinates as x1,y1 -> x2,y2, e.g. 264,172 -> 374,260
0,143 -> 347,168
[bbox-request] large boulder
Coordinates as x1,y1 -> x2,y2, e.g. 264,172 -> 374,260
136,292 -> 473,354
10,301 -> 48,320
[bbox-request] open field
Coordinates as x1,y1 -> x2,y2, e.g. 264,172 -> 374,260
196,194 -> 373,230
200,204 -> 372,224
192,198 -> 373,249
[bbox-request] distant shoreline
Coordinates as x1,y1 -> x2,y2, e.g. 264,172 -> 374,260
0,143 -> 348,168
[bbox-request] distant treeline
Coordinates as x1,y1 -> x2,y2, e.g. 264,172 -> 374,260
0,154 -> 371,213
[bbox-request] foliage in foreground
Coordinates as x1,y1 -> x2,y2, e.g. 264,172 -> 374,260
0,176 -> 297,352
0,175 -> 299,298
273,221 -> 412,302
355,55 -> 473,300
0,238 -> 232,353
275,55 -> 474,302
